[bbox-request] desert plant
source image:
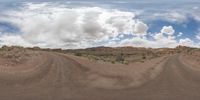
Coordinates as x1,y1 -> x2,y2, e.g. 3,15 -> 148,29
142,54 -> 146,59
116,53 -> 125,62
111,61 -> 115,64
74,52 -> 82,56
122,60 -> 129,65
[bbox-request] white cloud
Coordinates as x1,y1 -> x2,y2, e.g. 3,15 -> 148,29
154,26 -> 176,41
0,34 -> 32,47
179,38 -> 195,47
196,29 -> 200,40
0,2 -> 199,49
132,21 -> 148,35
107,26 -> 179,48
192,12 -> 200,21
107,36 -> 178,48
197,34 -> 200,40
161,26 -> 175,35
154,33 -> 164,40
119,34 -> 124,38
0,3 -> 149,49
178,32 -> 183,37
152,11 -> 187,23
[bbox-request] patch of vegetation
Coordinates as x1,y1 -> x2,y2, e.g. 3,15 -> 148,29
116,53 -> 125,62
122,60 -> 129,65
142,54 -> 146,59
74,52 -> 82,56
0,45 -> 33,64
111,61 -> 115,64
66,47 -> 164,64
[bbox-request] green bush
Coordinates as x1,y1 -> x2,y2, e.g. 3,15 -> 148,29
75,52 -> 82,56
111,61 -> 115,64
122,60 -> 129,65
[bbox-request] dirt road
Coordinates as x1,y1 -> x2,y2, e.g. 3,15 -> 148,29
0,53 -> 200,100
72,55 -> 200,100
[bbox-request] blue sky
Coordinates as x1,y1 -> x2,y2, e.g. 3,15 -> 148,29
0,0 -> 200,48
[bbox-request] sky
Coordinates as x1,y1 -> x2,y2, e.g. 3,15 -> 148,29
0,0 -> 200,49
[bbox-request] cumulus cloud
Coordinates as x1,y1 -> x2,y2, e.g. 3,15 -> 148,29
132,21 -> 148,35
0,3 -> 151,48
179,38 -> 195,47
0,2 -> 199,49
154,33 -> 164,40
106,26 -> 179,48
154,26 -> 176,41
0,34 -> 32,47
119,26 -> 198,48
161,26 -> 175,35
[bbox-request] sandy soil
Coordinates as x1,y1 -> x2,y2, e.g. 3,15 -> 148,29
0,51 -> 200,100
179,53 -> 200,71
66,54 -> 167,89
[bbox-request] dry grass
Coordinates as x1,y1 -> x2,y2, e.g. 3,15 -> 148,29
0,46 -> 35,65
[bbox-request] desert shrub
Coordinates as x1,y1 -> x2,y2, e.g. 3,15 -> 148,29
75,52 -> 82,56
142,54 -> 146,59
116,53 -> 125,62
142,56 -> 146,59
111,61 -> 115,64
122,60 -> 129,65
